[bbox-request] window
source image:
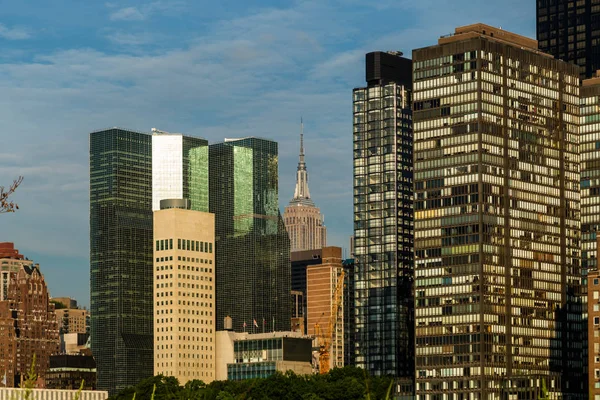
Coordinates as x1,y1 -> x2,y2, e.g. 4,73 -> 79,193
595,278 -> 599,285
178,239 -> 181,250
594,317 -> 600,325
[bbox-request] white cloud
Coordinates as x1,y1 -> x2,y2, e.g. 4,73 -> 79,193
108,1 -> 186,21
0,23 -> 31,40
110,6 -> 145,21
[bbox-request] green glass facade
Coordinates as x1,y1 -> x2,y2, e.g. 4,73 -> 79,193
89,128 -> 153,394
209,138 -> 291,333
183,136 -> 209,212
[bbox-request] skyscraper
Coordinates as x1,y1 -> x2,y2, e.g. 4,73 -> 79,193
90,128 -> 153,394
151,129 -> 209,212
283,124 -> 327,252
352,51 -> 414,377
209,138 -> 291,333
413,23 -> 583,398
153,203 -> 215,384
536,0 -> 600,79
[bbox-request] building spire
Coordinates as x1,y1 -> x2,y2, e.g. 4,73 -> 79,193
292,118 -> 313,205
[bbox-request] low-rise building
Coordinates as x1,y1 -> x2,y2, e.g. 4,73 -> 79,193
0,388 -> 106,400
46,355 -> 96,390
215,327 -> 312,381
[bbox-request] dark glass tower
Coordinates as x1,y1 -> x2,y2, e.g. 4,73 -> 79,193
209,138 -> 291,333
90,128 -> 153,394
537,0 -> 600,79
413,24 -> 583,398
352,51 -> 415,377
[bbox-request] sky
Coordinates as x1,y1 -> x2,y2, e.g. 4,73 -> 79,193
0,0 -> 535,308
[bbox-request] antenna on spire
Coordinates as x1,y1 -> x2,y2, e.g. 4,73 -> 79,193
300,117 -> 304,157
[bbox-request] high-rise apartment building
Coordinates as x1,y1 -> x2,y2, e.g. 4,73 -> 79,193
352,51 -> 414,377
209,138 -> 291,333
90,128 -> 153,394
153,203 -> 215,384
151,129 -> 209,212
537,0 -> 600,79
306,246 -> 345,370
0,243 -> 28,301
413,23 -> 583,398
283,126 -> 326,252
0,250 -> 59,387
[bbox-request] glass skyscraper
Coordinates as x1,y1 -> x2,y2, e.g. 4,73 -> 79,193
413,24 -> 583,398
209,138 -> 291,333
151,129 -> 209,212
352,51 -> 415,377
537,0 -> 600,79
90,128 -> 153,394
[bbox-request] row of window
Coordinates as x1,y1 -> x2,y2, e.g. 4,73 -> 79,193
156,238 -> 213,253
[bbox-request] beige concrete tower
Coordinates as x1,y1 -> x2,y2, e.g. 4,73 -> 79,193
153,200 -> 215,384
306,246 -> 344,370
283,121 -> 327,251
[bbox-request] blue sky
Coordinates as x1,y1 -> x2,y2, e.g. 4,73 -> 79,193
0,0 -> 534,307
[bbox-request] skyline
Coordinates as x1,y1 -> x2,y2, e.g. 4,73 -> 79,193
0,0 -> 534,306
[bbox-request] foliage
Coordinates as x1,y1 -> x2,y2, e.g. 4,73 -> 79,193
0,177 -> 23,214
108,367 -> 396,400
50,300 -> 68,310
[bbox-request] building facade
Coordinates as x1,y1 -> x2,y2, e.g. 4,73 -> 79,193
537,0 -> 600,79
89,128 -> 153,394
283,127 -> 326,252
0,243 -> 29,301
46,354 -> 96,390
153,205 -> 215,384
209,138 -> 291,333
342,258 -> 356,368
151,129 -> 209,212
306,247 -> 345,370
291,249 -> 323,334
52,298 -> 88,335
0,259 -> 59,388
352,51 -> 415,377
589,270 -> 600,398
413,24 -> 583,398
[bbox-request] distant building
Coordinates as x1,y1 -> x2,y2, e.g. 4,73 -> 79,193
59,333 -> 90,355
291,290 -> 304,334
0,247 -> 59,388
209,138 -> 291,333
153,202 -> 216,384
589,269 -> 600,397
46,355 -> 96,390
0,243 -> 29,301
52,298 -> 88,335
306,247 -> 344,370
89,128 -> 153,394
290,249 -> 322,334
341,258 -> 355,367
215,329 -> 312,381
283,124 -> 326,252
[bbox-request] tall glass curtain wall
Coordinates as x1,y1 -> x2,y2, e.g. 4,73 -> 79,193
353,82 -> 414,377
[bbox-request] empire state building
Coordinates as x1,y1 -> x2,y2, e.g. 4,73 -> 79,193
283,122 -> 326,252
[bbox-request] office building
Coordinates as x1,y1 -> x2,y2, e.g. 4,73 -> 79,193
46,355 -> 97,390
153,203 -> 215,384
342,258 -> 356,367
291,249 -> 323,334
589,270 -> 600,397
209,138 -> 291,333
215,329 -> 312,381
352,51 -> 415,377
151,129 -> 209,212
283,125 -> 326,252
0,258 -> 59,387
413,24 -> 583,398
306,247 -> 345,370
537,0 -> 600,79
89,128 -> 153,394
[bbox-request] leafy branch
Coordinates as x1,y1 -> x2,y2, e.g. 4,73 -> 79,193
0,177 -> 23,214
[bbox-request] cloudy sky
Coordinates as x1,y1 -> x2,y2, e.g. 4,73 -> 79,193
0,0 -> 534,307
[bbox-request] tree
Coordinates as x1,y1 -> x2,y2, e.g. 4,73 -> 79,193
0,177 -> 23,214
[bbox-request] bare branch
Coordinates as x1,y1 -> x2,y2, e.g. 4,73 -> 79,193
0,176 -> 23,214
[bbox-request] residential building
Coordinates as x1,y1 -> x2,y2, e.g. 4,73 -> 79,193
151,128 -> 209,212
283,125 -> 326,252
153,202 -> 215,384
89,128 -> 153,394
537,0 -> 600,79
209,138 -> 291,333
306,246 -> 345,370
0,242 -> 30,301
215,329 -> 312,381
52,298 -> 88,334
46,354 -> 96,390
352,50 -> 415,377
413,23 -> 583,398
0,256 -> 59,388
